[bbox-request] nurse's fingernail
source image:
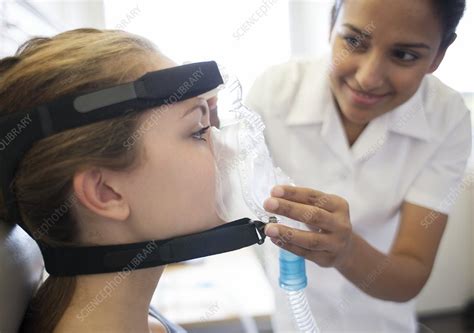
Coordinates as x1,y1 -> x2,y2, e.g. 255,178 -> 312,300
265,225 -> 279,237
272,186 -> 285,197
264,198 -> 279,211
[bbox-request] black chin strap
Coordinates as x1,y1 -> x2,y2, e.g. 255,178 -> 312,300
39,218 -> 268,276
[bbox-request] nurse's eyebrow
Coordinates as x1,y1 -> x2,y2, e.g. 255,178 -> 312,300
343,24 -> 372,39
343,23 -> 431,50
393,42 -> 431,50
181,100 -> 208,118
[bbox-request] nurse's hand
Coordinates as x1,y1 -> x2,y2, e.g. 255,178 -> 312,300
263,185 -> 353,268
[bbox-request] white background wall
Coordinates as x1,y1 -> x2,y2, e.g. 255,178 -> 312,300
0,0 -> 105,57
103,0 -> 291,101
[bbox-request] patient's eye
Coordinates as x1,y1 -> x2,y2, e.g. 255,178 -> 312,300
192,126 -> 210,141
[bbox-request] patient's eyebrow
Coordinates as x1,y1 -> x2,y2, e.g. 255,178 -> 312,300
181,100 -> 208,118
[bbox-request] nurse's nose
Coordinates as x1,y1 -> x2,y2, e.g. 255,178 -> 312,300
354,52 -> 386,92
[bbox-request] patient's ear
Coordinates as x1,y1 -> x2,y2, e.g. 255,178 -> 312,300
73,168 -> 130,221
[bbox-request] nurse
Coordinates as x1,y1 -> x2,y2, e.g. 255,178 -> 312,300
246,0 -> 471,331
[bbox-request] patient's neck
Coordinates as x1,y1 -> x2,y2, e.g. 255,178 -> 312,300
55,266 -> 164,333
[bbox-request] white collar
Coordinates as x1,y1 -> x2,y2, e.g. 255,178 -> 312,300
387,77 -> 432,141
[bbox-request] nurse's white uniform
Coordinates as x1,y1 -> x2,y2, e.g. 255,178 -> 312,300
245,56 -> 472,332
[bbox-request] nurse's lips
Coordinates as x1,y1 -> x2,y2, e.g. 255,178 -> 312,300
344,82 -> 391,107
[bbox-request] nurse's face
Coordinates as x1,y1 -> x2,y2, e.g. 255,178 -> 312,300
329,0 -> 448,125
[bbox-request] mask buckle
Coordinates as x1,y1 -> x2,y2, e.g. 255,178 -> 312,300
252,216 -> 278,245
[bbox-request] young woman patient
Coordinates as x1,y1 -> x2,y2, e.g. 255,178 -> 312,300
0,28 -> 222,333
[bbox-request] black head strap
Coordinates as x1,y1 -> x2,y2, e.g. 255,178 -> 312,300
0,61 -> 223,230
40,218 -> 267,276
0,61 -> 270,277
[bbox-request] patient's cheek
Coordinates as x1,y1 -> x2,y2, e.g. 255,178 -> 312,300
203,161 -> 223,226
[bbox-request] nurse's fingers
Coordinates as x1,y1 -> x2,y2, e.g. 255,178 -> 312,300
270,237 -> 313,258
269,238 -> 338,268
271,185 -> 338,212
265,224 -> 335,252
263,197 -> 336,232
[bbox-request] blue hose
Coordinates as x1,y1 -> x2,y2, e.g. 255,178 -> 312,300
279,249 -> 321,332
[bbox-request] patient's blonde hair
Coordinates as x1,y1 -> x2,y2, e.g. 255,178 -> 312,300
0,28 -> 160,332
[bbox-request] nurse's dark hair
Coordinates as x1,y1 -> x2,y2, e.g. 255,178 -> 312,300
0,28 -> 159,332
330,0 -> 466,48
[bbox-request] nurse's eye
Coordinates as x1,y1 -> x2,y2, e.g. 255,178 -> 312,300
392,49 -> 419,63
192,126 -> 210,141
342,35 -> 367,51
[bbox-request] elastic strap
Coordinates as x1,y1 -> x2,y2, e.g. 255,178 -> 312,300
40,218 -> 266,276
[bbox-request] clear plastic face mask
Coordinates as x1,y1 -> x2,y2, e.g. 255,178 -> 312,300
208,73 -> 319,333
210,75 -> 292,223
